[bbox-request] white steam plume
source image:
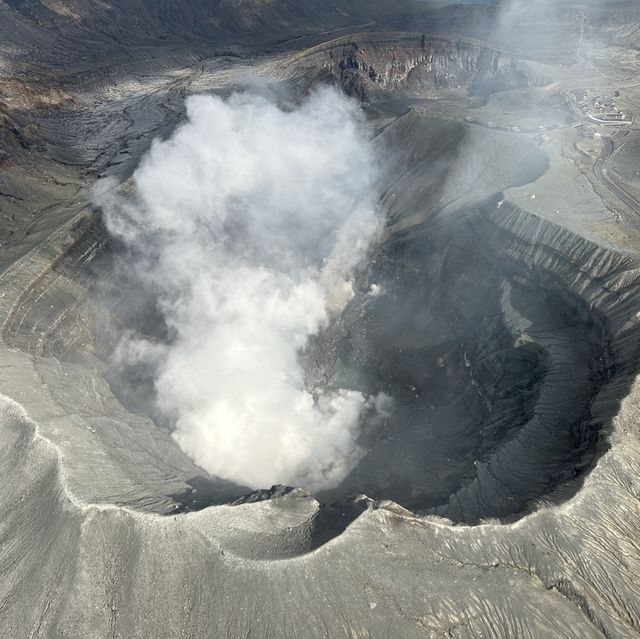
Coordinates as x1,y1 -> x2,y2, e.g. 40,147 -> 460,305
96,87 -> 387,491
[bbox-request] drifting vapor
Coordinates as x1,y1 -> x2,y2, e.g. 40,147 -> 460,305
97,87 -> 386,491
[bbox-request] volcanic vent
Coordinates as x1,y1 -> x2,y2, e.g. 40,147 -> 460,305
83,100 -> 636,525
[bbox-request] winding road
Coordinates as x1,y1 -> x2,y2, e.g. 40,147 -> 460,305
562,90 -> 640,215
593,136 -> 640,215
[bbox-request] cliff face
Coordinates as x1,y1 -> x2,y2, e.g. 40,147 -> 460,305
284,34 -> 548,100
0,392 -> 617,639
307,192 -> 639,523
1,178 -> 640,637
2,2 -> 640,636
1,104 -> 637,527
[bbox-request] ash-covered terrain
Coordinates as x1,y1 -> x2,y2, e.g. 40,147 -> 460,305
2,1 -> 640,637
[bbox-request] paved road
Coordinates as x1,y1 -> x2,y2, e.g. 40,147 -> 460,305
563,89 -> 640,214
593,136 -> 640,215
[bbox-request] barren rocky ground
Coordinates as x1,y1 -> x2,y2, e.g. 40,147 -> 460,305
2,1 -> 640,637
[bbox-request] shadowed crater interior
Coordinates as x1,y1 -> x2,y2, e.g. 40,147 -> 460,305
86,88 -> 636,527
90,194 -> 629,525
306,199 -> 616,522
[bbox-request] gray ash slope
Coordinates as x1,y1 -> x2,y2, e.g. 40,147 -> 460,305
2,1 -> 640,637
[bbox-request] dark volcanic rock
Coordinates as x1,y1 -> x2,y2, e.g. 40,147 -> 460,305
1,1 -> 640,637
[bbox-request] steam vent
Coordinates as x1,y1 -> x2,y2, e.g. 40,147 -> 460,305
2,1 -> 640,637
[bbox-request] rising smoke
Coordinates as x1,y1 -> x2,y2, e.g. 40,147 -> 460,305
95,87 -> 389,491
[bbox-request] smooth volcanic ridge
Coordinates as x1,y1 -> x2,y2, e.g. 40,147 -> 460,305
1,2 -> 640,637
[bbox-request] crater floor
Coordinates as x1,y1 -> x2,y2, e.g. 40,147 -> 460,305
2,2 -> 640,637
